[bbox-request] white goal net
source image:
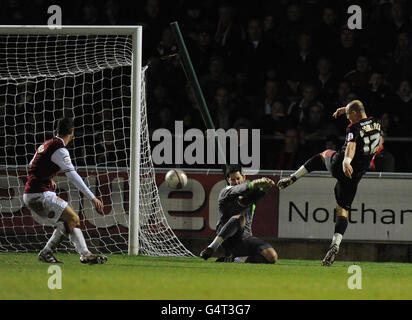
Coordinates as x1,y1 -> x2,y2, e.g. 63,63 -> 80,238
0,27 -> 193,257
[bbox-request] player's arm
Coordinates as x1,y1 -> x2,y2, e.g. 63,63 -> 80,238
237,178 -> 275,206
342,123 -> 360,179
332,106 -> 347,119
51,179 -> 57,191
221,177 -> 275,198
343,142 -> 356,179
28,151 -> 37,168
220,182 -> 250,199
51,148 -> 103,214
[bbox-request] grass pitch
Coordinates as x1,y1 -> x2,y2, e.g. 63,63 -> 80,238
1,253 -> 411,300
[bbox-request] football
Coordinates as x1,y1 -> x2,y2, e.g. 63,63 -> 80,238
165,169 -> 188,189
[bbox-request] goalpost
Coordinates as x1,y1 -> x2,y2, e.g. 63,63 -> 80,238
0,25 -> 193,257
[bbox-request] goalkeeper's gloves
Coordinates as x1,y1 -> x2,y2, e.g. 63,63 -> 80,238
248,177 -> 275,193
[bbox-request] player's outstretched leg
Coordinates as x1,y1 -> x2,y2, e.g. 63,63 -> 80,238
60,206 -> 108,265
200,215 -> 245,260
277,153 -> 325,190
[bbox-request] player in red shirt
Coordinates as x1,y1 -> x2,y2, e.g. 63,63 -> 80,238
23,117 -> 107,264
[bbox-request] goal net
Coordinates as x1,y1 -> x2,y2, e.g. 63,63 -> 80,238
0,26 -> 193,257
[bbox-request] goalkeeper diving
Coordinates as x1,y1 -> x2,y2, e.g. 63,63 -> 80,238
23,117 -> 107,264
200,165 -> 278,263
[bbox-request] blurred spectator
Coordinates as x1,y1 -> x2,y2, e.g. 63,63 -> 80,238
333,26 -> 362,78
315,56 -> 339,104
262,14 -> 276,40
287,83 -> 324,124
147,33 -> 184,95
2,1 -> 412,172
361,72 -> 392,117
328,80 -> 355,130
334,80 -> 352,108
148,84 -> 175,120
180,83 -> 205,130
393,79 -> 412,134
138,0 -> 166,55
380,112 -> 400,137
313,7 -> 340,56
240,18 -> 283,95
199,56 -> 235,103
209,87 -> 235,130
275,3 -> 307,52
156,27 -> 177,57
269,128 -> 306,170
299,104 -> 338,151
388,31 -> 412,84
191,27 -> 216,76
344,55 -> 373,93
379,2 -> 412,53
287,32 -> 318,82
213,3 -> 244,66
148,107 -> 176,134
252,79 -> 282,123
180,3 -> 205,40
261,100 -> 294,136
369,136 -> 395,172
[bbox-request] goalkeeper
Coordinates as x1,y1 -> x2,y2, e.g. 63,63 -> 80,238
23,117 -> 107,265
200,165 -> 278,263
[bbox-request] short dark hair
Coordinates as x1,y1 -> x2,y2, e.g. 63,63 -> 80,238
225,164 -> 243,178
56,117 -> 74,136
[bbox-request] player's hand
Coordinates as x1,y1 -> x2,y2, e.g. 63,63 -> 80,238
332,107 -> 346,119
343,162 -> 353,179
92,198 -> 104,214
51,180 -> 57,191
250,177 -> 275,192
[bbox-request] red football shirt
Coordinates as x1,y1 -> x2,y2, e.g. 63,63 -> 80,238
24,137 -> 66,193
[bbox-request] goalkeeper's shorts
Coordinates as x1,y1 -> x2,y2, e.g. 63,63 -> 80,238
23,191 -> 68,226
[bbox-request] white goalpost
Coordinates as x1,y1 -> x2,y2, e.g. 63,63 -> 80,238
0,25 -> 193,257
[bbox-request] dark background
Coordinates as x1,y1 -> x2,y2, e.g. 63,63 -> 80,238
1,0 -> 412,172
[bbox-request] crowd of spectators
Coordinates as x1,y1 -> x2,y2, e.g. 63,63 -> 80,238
1,0 -> 412,172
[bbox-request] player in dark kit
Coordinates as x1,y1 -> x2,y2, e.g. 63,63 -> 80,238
23,117 -> 107,264
200,165 -> 278,264
277,100 -> 381,266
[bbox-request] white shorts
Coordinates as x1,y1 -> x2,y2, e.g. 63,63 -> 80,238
23,191 -> 68,225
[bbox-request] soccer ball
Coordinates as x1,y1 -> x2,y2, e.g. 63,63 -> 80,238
165,169 -> 188,189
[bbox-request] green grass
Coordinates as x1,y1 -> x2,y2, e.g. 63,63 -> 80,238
1,253 -> 411,300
